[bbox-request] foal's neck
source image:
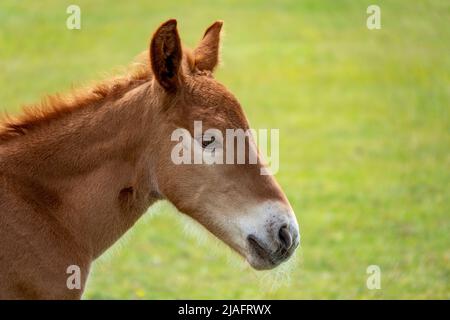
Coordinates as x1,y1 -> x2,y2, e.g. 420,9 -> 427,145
2,81 -> 162,258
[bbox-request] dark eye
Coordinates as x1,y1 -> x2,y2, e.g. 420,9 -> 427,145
202,135 -> 215,148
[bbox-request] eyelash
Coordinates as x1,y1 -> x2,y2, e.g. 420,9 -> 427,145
202,136 -> 216,148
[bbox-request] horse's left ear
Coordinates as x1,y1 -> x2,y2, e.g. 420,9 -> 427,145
194,21 -> 223,72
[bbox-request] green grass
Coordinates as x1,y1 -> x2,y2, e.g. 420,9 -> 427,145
1,0 -> 449,299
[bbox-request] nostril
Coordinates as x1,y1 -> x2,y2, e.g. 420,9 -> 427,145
278,225 -> 293,250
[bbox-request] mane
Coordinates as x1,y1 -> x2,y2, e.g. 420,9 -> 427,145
0,52 -> 152,142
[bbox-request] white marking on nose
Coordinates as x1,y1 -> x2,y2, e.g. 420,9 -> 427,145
235,201 -> 299,252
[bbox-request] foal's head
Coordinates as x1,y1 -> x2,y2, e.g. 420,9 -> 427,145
149,20 -> 300,270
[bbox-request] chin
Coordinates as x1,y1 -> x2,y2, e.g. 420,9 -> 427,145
247,257 -> 281,271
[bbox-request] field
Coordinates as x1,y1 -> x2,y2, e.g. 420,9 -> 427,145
0,0 -> 448,299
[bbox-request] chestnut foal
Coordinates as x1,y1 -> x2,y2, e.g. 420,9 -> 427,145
0,20 -> 300,299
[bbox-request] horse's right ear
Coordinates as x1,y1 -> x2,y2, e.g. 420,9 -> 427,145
150,19 -> 183,92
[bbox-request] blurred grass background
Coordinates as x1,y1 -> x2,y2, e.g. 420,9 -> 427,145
0,0 -> 449,299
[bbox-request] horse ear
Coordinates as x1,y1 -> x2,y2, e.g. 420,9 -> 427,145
150,19 -> 183,92
194,21 -> 223,72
